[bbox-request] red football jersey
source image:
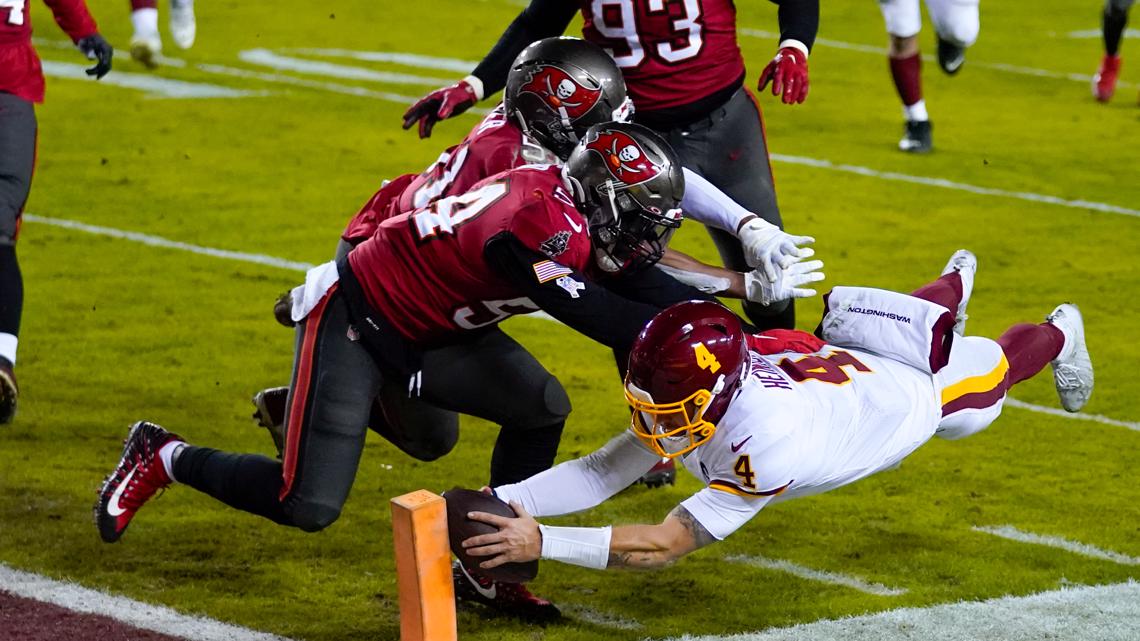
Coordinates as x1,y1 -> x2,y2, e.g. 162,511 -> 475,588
342,105 -> 557,243
347,165 -> 593,344
0,0 -> 98,103
578,0 -> 745,112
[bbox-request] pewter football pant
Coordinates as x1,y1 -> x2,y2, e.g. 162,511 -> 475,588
651,88 -> 794,331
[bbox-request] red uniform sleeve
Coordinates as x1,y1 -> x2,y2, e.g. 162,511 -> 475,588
505,193 -> 591,268
43,0 -> 98,42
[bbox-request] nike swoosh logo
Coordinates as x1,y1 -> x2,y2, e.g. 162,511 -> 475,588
107,466 -> 138,517
459,562 -> 496,599
562,211 -> 583,234
731,436 -> 753,453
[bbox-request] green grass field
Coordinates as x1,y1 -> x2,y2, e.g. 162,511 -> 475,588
2,0 -> 1138,639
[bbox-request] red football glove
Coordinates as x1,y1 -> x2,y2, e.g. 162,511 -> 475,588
757,47 -> 810,105
402,80 -> 480,139
746,329 -> 825,355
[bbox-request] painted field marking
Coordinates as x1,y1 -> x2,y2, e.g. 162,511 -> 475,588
284,48 -> 478,73
33,37 -> 190,68
239,48 -> 455,87
22,213 -> 1138,432
770,153 -> 1140,218
741,28 -> 1138,89
0,563 -> 293,641
1067,28 -> 1140,39
724,554 -> 907,597
561,602 -> 645,631
1004,398 -> 1140,432
973,525 -> 1140,565
40,61 -> 261,99
661,580 -> 1140,641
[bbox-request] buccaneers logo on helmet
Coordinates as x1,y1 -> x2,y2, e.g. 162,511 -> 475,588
585,129 -> 662,186
518,65 -> 603,121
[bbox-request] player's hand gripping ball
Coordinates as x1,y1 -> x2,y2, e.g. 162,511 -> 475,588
444,488 -> 539,583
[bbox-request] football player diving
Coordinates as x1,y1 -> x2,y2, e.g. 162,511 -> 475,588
454,251 -> 1094,581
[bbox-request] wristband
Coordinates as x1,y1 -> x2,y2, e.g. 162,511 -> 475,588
538,524 -> 612,570
777,39 -> 810,58
462,74 -> 485,101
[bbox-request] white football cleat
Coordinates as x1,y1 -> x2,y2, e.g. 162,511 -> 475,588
129,34 -> 162,69
1046,303 -> 1093,413
940,249 -> 976,335
170,1 -> 196,50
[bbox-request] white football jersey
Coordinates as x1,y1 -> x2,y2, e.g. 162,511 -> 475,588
679,345 -> 941,540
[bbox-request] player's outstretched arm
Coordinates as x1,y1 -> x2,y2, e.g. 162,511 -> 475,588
401,0 -> 577,138
463,504 -> 716,572
658,249 -> 824,306
43,0 -> 112,78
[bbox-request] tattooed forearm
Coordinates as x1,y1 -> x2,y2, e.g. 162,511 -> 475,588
669,505 -> 717,549
607,549 -> 673,569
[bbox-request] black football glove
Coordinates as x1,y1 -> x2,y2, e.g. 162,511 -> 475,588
77,33 -> 113,79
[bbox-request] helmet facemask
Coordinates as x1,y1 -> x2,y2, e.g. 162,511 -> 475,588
625,376 -> 726,459
581,178 -> 682,273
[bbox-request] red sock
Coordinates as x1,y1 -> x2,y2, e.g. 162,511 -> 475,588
911,272 -> 962,312
131,0 -> 157,10
997,323 -> 1066,385
889,53 -> 923,106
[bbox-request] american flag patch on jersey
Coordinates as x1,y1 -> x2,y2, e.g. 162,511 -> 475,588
532,260 -> 574,283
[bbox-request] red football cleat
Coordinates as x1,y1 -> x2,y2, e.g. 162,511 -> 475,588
638,457 -> 677,488
1093,55 -> 1122,102
452,561 -> 561,623
95,421 -> 182,543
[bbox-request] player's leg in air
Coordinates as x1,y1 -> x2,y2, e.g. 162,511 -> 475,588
910,250 -> 1093,441
926,0 -> 980,76
0,91 -> 36,424
1093,0 -> 1134,102
128,0 -> 162,68
96,281 -> 386,541
169,0 -> 196,50
880,0 -> 933,152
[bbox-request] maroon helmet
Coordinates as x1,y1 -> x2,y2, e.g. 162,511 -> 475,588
624,300 -> 749,458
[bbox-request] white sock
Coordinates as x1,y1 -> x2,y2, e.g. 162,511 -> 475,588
171,0 -> 193,9
158,441 -> 185,482
131,8 -> 159,37
0,333 -> 16,365
903,100 -> 929,122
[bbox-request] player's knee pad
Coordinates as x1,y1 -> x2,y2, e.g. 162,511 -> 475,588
930,0 -> 980,47
288,500 -> 342,533
529,374 -> 571,427
1107,0 -> 1134,13
879,0 -> 923,39
400,425 -> 459,462
936,402 -> 1003,440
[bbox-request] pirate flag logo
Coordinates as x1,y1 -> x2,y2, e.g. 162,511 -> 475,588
518,65 -> 603,121
585,129 -> 662,186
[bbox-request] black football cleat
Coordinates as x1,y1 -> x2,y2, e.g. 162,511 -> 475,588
251,386 -> 288,458
95,421 -> 182,543
638,457 -> 676,488
937,36 -> 966,75
0,357 -> 17,424
899,120 -> 933,153
453,561 -> 561,623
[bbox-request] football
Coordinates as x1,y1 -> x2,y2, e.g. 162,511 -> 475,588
443,488 -> 539,583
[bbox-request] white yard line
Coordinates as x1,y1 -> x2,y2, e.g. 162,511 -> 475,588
724,554 -> 907,597
741,29 -> 1138,89
973,526 -> 1140,566
561,602 -> 645,630
1004,398 -> 1140,432
1067,28 -> 1140,39
41,62 -> 260,99
22,214 -> 1138,433
283,48 -> 478,73
662,580 -> 1140,641
0,563 -> 293,641
770,153 -> 1140,218
238,49 -> 454,87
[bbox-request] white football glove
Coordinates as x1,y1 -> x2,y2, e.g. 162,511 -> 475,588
737,217 -> 816,282
744,258 -> 825,306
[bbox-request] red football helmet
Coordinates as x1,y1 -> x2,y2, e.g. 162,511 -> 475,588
624,300 -> 749,458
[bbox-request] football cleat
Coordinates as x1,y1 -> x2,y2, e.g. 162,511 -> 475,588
129,34 -> 162,69
251,387 -> 288,459
170,1 -> 196,50
638,457 -> 677,488
1092,55 -> 1122,102
898,120 -> 933,153
95,421 -> 182,543
936,36 -> 966,75
1046,304 -> 1093,413
452,561 -> 561,623
940,249 -> 977,336
0,357 -> 17,425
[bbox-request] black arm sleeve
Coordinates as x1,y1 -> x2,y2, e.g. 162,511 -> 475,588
471,0 -> 580,97
601,265 -> 716,309
484,233 -> 659,352
770,0 -> 819,52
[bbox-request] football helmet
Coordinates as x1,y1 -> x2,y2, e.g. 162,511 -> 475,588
504,37 -> 634,160
562,122 -> 684,273
624,301 -> 749,459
